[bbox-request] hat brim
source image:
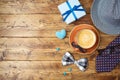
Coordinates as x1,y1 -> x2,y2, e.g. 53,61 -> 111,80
91,0 -> 120,35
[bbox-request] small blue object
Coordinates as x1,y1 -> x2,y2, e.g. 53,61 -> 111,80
58,0 -> 86,24
56,48 -> 60,51
63,72 -> 67,76
68,68 -> 72,72
56,29 -> 66,39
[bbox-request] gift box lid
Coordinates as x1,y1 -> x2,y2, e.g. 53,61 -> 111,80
58,0 -> 86,24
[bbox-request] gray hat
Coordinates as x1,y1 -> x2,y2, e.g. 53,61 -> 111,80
91,0 -> 120,34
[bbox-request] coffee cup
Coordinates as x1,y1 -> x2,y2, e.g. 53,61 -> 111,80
75,29 -> 96,49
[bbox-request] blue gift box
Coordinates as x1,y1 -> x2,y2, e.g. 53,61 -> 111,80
58,0 -> 86,24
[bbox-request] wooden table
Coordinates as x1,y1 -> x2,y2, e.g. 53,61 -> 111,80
0,0 -> 119,80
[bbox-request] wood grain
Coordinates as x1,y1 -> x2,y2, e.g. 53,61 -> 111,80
0,0 -> 92,14
0,61 -> 119,80
0,72 -> 117,80
0,14 -> 92,37
0,36 -> 116,61
0,0 -> 119,80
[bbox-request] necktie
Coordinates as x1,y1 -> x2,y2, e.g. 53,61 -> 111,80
96,35 -> 120,72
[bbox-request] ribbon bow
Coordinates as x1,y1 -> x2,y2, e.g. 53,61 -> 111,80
62,52 -> 88,71
62,1 -> 85,21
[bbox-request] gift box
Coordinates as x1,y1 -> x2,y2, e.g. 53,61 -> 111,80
58,0 -> 86,24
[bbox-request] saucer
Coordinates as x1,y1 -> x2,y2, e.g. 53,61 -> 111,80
69,24 -> 100,55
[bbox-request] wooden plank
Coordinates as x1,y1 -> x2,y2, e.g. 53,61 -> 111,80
0,29 -> 117,38
0,72 -> 72,80
0,38 -> 57,47
0,38 -> 69,49
0,61 -> 95,73
72,73 -> 117,80
0,14 -> 92,33
0,49 -> 82,61
0,36 -> 115,49
0,0 -> 93,14
0,14 -> 118,38
0,73 -> 117,80
93,75 -> 117,80
0,14 -> 68,31
0,61 -> 119,80
0,14 -> 92,37
0,48 -> 101,61
0,36 -> 116,61
118,75 -> 120,80
0,0 -> 118,79
98,34 -> 116,49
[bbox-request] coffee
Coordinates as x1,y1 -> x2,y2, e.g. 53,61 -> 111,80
75,29 -> 96,49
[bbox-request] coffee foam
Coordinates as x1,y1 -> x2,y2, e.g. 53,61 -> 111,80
75,29 -> 96,49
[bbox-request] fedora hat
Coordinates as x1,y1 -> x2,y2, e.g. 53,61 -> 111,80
91,0 -> 120,34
